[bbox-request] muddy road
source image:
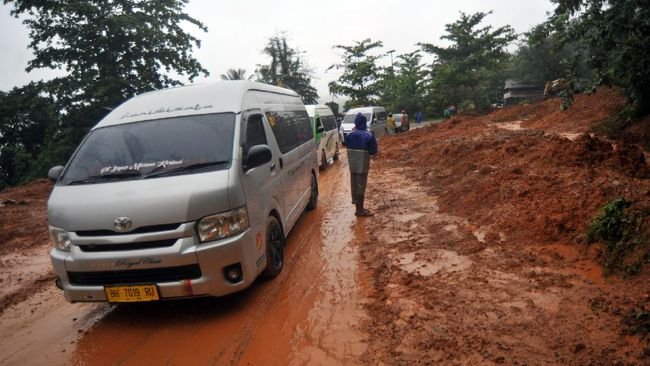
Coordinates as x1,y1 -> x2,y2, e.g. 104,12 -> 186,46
0,152 -> 367,365
1,92 -> 649,365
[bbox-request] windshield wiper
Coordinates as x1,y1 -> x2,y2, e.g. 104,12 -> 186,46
143,161 -> 229,179
67,171 -> 143,185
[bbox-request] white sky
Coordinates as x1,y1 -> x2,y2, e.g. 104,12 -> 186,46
1,0 -> 555,104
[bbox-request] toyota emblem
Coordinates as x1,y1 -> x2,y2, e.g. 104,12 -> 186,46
114,217 -> 132,232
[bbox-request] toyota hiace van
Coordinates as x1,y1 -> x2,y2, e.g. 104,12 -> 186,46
47,81 -> 319,303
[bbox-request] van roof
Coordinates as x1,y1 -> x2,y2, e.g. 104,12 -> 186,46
304,105 -> 334,117
344,106 -> 385,114
95,81 -> 299,129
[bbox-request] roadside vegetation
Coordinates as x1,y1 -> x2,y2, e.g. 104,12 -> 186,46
0,0 -> 649,190
587,198 -> 650,276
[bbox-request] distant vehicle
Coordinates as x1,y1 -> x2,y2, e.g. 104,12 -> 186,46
339,106 -> 387,143
47,81 -> 319,303
394,113 -> 410,132
305,104 -> 340,170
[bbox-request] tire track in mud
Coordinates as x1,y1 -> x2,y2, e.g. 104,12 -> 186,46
0,151 -> 368,366
358,166 -> 647,365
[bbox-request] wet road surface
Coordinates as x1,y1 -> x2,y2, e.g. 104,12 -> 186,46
0,151 -> 367,365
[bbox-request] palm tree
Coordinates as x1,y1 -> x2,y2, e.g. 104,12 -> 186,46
220,68 -> 254,81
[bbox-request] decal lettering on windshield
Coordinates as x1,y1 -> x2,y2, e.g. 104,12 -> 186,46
100,160 -> 184,174
120,104 -> 214,119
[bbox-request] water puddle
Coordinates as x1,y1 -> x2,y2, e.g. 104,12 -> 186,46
397,250 -> 472,277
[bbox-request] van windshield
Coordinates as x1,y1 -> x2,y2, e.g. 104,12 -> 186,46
343,113 -> 371,124
60,113 -> 236,185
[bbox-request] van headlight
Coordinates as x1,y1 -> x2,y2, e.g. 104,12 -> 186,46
197,207 -> 249,242
49,226 -> 72,251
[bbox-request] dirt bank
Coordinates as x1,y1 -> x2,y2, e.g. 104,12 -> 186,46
357,89 -> 649,364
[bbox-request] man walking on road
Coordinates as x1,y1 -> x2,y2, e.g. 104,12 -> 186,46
416,110 -> 423,125
345,113 -> 378,217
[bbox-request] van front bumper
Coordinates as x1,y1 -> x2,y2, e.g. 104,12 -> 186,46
50,229 -> 264,303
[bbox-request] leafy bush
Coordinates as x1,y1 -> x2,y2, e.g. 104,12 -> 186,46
587,198 -> 649,275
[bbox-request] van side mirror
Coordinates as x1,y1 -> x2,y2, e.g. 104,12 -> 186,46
244,145 -> 272,171
48,166 -> 64,181
317,125 -> 325,133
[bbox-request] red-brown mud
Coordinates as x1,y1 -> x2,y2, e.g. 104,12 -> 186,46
359,89 -> 649,364
0,155 -> 369,365
1,88 -> 649,365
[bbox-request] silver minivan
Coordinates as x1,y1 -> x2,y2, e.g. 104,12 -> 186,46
304,104 -> 340,170
339,106 -> 387,143
47,81 -> 319,303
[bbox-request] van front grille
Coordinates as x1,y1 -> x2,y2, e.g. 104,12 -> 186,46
67,264 -> 202,286
75,223 -> 182,237
79,239 -> 178,252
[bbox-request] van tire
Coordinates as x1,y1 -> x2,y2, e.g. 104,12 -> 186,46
333,144 -> 339,161
263,216 -> 284,278
306,173 -> 318,211
319,150 -> 327,171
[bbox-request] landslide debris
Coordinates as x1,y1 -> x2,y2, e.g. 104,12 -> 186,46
359,88 -> 650,364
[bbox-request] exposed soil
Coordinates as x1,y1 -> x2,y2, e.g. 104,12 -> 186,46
0,179 -> 54,316
359,89 -> 649,364
0,88 -> 649,365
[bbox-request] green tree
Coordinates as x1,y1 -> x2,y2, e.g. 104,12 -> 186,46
548,0 -> 650,115
256,34 -> 319,104
0,83 -> 59,188
4,0 -> 209,173
325,101 -> 340,116
420,12 -> 516,111
394,51 -> 427,114
507,24 -> 568,83
328,39 -> 384,109
221,68 -> 254,81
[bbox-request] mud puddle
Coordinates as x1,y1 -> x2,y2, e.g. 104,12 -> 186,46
358,166 -> 646,364
0,151 -> 368,365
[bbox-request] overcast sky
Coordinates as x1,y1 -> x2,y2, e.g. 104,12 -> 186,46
0,0 -> 555,103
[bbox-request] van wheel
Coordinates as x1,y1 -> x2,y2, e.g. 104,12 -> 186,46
333,143 -> 339,160
319,150 -> 327,171
306,173 -> 318,210
263,216 -> 284,278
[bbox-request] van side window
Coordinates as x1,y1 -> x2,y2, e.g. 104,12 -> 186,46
267,109 -> 312,154
323,115 -> 337,131
244,115 -> 267,152
376,111 -> 387,121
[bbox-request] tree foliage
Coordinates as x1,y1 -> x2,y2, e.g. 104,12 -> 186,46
256,34 -> 319,104
394,51 -> 427,113
507,24 -> 571,83
221,68 -> 254,81
420,12 -> 516,111
548,0 -> 650,115
325,101 -> 339,116
328,39 -> 384,109
1,0 -> 208,187
0,83 -> 58,188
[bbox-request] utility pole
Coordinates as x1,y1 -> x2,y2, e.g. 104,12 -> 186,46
386,49 -> 396,112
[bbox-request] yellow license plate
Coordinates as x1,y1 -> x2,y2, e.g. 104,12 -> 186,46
104,284 -> 159,302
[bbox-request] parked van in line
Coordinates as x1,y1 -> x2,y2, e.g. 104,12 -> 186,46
47,81 -> 319,303
339,106 -> 387,143
304,105 -> 340,170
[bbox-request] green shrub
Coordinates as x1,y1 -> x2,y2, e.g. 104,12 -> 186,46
587,198 -> 649,275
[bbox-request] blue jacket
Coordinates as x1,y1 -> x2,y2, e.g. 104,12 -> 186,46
346,113 -> 378,155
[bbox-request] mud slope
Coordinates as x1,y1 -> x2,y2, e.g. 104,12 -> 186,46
357,90 -> 649,364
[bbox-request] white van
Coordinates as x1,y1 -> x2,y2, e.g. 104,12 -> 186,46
46,81 -> 319,303
304,105 -> 340,170
339,106 -> 388,143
